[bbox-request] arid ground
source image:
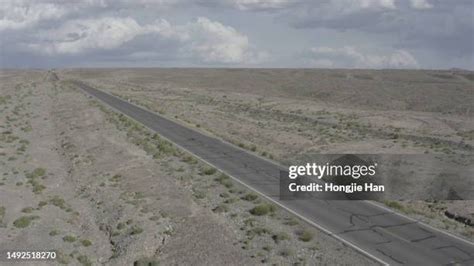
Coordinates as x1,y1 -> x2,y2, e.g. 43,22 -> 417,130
0,69 -> 378,265
59,68 -> 474,238
1,68 -> 473,265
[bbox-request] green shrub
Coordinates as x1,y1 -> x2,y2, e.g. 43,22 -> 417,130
0,206 -> 5,224
13,215 -> 39,228
202,167 -> 217,175
182,155 -> 197,164
272,232 -> 290,243
117,223 -> 125,230
134,258 -> 160,266
77,254 -> 92,266
223,197 -> 238,204
212,204 -> 229,213
283,218 -> 299,226
62,235 -> 77,242
50,196 -> 67,210
27,168 -> 46,178
297,230 -> 313,242
249,204 -> 276,216
241,193 -> 258,201
81,239 -> 92,247
215,174 -> 233,188
193,189 -> 206,199
219,192 -> 230,198
130,225 -> 143,235
21,207 -> 34,213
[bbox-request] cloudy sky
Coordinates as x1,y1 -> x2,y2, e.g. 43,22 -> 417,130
1,0 -> 473,69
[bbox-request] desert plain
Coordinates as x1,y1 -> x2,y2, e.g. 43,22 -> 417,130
0,68 -> 473,265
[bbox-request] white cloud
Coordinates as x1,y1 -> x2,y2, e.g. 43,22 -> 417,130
27,16 -> 265,64
29,17 -> 145,54
308,46 -> 418,68
0,0 -> 181,31
410,0 -> 433,9
173,17 -> 265,63
0,0 -> 69,31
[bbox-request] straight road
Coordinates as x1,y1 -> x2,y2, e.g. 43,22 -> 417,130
75,81 -> 474,265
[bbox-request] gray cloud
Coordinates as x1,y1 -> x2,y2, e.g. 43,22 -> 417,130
0,0 -> 472,69
287,0 -> 474,59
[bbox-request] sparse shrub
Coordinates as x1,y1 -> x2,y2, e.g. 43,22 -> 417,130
243,218 -> 256,227
279,247 -> 294,257
109,174 -> 121,182
50,196 -> 67,210
272,232 -> 290,243
28,168 -> 46,178
297,230 -> 313,242
0,206 -> 5,225
55,251 -> 70,264
130,225 -> 143,235
249,204 -> 276,216
134,258 -> 160,266
63,235 -> 77,242
193,189 -> 206,199
49,230 -> 59,236
117,223 -> 125,230
250,145 -> 257,152
81,239 -> 92,247
284,218 -> 299,226
28,178 -> 46,194
21,207 -> 34,213
215,174 -> 233,188
202,167 -> 217,175
247,227 -> 271,238
212,204 -> 229,213
77,254 -> 92,266
13,215 -> 39,228
242,193 -> 258,201
182,155 -> 197,164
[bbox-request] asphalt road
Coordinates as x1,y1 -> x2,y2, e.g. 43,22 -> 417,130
75,81 -> 474,265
